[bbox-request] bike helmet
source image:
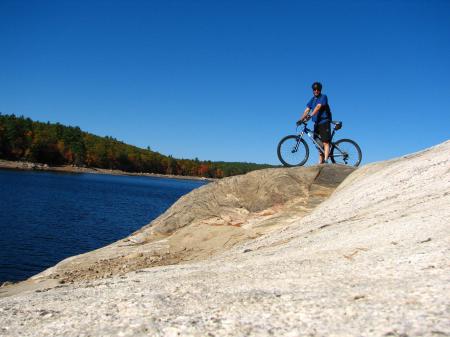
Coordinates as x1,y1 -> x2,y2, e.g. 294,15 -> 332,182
312,82 -> 322,91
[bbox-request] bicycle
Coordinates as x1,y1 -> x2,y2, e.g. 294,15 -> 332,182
277,119 -> 362,167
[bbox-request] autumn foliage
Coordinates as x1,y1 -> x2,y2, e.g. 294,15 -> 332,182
0,114 -> 273,178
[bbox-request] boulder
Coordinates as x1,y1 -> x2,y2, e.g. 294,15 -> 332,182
27,164 -> 355,283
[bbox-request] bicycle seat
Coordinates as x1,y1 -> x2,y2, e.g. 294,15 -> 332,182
332,121 -> 342,130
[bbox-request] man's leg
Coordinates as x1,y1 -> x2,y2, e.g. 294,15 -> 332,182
314,123 -> 324,164
323,142 -> 330,162
318,151 -> 324,164
318,121 -> 331,163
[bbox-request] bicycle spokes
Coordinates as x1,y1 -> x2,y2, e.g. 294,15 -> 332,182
292,139 -> 300,153
331,139 -> 362,167
277,135 -> 309,167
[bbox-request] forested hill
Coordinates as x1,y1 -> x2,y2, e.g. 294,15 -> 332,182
0,113 -> 274,178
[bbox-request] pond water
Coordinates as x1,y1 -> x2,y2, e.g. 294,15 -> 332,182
0,169 -> 207,282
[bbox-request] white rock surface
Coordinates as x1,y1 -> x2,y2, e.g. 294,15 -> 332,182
0,141 -> 449,337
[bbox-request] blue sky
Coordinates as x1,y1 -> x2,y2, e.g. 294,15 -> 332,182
1,0 -> 449,165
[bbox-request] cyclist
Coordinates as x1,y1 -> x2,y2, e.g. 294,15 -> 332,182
298,82 -> 332,164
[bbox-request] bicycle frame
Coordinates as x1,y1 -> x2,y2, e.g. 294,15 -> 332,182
296,123 -> 335,155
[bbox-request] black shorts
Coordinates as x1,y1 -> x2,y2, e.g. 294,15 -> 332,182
314,122 -> 331,143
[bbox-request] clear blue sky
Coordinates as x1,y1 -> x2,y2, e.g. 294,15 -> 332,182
1,0 -> 449,165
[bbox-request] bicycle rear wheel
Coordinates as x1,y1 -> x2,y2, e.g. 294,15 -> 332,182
330,139 -> 362,167
277,135 -> 309,167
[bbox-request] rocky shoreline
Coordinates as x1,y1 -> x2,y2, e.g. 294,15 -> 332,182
0,159 -> 213,181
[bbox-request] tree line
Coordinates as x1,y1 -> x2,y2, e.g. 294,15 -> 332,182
0,113 -> 274,178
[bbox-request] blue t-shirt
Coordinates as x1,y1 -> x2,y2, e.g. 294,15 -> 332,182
306,94 -> 330,124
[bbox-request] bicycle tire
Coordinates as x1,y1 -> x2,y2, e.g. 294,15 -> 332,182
330,138 -> 362,167
277,135 -> 309,167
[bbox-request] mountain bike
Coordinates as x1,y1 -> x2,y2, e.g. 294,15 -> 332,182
277,120 -> 362,167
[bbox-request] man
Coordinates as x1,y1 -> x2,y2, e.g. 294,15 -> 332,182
298,82 -> 332,164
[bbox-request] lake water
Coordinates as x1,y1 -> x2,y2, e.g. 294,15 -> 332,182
0,169 -> 207,283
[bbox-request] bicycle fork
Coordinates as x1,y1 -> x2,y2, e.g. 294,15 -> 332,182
292,132 -> 304,153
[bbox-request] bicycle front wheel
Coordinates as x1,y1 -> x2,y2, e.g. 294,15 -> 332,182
277,135 -> 309,167
330,139 -> 362,167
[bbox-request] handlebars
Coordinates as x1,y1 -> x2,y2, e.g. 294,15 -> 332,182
295,119 -> 343,130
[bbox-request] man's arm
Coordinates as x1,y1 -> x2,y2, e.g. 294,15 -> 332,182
310,95 -> 327,118
300,107 -> 311,120
309,104 -> 322,117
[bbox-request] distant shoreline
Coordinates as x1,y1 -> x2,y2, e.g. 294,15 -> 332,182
0,159 -> 215,182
